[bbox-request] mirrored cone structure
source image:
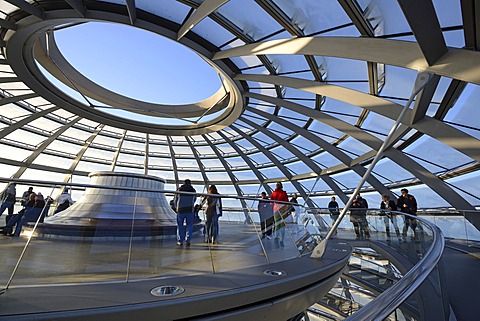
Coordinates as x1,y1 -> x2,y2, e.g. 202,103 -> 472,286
40,171 -> 185,237
0,0 -> 479,230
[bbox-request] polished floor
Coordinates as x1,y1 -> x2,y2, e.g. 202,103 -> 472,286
0,221 -> 304,287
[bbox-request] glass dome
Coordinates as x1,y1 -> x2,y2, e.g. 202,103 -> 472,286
0,0 -> 478,210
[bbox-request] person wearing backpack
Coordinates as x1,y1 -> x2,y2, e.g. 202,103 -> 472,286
174,179 -> 196,247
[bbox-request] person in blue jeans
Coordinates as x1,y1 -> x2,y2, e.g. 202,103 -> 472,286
203,185 -> 222,244
174,179 -> 196,247
0,183 -> 16,224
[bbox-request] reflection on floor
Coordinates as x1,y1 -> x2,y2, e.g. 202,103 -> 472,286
0,221 -> 302,287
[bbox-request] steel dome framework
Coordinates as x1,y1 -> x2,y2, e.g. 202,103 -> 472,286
0,0 -> 479,210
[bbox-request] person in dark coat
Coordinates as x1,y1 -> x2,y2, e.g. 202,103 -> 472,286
203,185 -> 222,244
397,188 -> 418,240
328,196 -> 340,235
380,194 -> 400,242
0,183 -> 16,224
350,194 -> 370,239
174,179 -> 196,247
258,192 -> 273,239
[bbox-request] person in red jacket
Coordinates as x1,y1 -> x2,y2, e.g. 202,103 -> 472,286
270,182 -> 289,248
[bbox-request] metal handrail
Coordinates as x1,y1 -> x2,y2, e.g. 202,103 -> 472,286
1,176 -> 447,320
344,210 -> 445,321
0,176 -> 303,207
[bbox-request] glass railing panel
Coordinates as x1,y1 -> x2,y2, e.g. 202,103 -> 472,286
208,207 -> 269,273
387,262 -> 449,321
126,191 -> 218,281
4,186 -> 132,287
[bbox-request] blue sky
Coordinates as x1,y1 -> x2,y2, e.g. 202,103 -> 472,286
53,21 -> 221,105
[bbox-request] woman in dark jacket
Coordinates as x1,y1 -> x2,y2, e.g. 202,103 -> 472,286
204,185 -> 222,244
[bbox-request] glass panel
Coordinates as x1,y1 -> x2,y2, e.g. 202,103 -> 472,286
216,0 -> 282,41
273,0 -> 352,36
135,0 -> 191,24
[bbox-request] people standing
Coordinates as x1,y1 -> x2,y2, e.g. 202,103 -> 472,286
21,187 -> 33,206
397,188 -> 418,240
350,194 -> 370,240
288,193 -> 300,233
54,189 -> 74,214
328,196 -> 340,235
258,192 -> 273,239
0,183 -> 16,224
204,185 -> 222,244
380,194 -> 400,242
270,182 -> 289,248
174,179 -> 196,247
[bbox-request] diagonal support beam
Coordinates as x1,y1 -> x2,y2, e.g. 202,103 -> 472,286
110,130 -> 127,171
5,0 -> 44,19
0,77 -> 20,83
0,106 -> 59,140
397,0 -> 448,65
125,0 -> 137,25
0,18 -> 17,30
461,0 -> 480,50
0,93 -> 38,107
177,0 -> 229,40
65,0 -> 87,17
10,117 -> 82,180
411,74 -> 440,124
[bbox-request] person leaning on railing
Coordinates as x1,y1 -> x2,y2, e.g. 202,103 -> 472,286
258,192 -> 273,240
397,188 -> 418,240
350,193 -> 370,240
270,182 -> 289,248
380,194 -> 401,242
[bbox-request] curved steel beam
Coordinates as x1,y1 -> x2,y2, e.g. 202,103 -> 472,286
213,36 -> 480,86
238,118 -> 348,204
167,136 -> 180,189
185,137 -> 210,190
216,130 -> 272,194
229,124 -> 336,205
202,134 -> 251,217
245,106 -> 394,199
246,94 -> 474,210
236,74 -> 480,163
